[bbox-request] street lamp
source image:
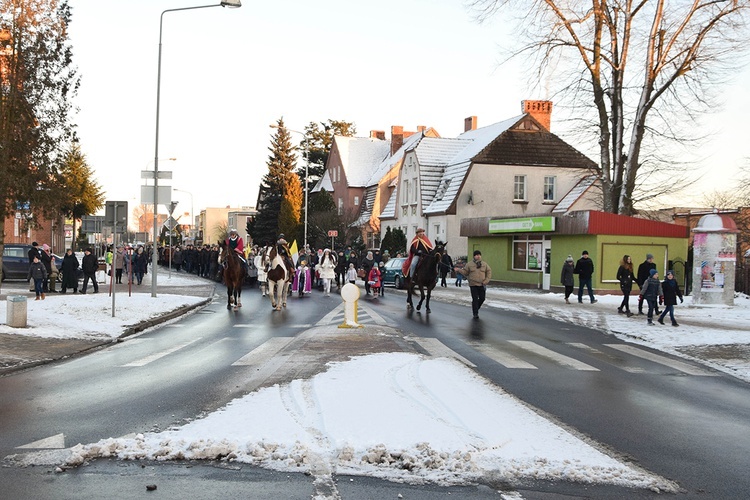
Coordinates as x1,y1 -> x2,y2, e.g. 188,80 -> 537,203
173,188 -> 194,238
152,0 -> 241,298
269,124 -> 309,250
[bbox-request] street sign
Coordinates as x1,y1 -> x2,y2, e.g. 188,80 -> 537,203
163,216 -> 179,231
104,201 -> 128,227
140,185 -> 172,205
140,170 -> 173,179
327,230 -> 338,237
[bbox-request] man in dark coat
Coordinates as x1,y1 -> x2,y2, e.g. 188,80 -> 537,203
573,250 -> 597,304
80,248 -> 99,294
60,249 -> 80,293
636,253 -> 658,315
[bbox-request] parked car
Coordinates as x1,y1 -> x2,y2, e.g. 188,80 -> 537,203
381,257 -> 407,289
1,244 -> 81,282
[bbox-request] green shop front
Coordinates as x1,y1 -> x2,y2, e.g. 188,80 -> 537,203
459,211 -> 689,293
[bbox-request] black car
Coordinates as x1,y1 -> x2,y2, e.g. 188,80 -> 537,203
381,257 -> 407,289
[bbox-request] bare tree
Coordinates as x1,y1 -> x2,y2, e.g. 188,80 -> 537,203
471,1 -> 749,214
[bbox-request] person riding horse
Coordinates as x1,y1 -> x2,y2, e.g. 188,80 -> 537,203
224,229 -> 248,275
402,228 -> 434,278
276,233 -> 295,272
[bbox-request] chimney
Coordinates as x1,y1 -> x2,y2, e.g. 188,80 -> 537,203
391,125 -> 404,155
416,125 -> 426,133
464,116 -> 477,132
522,100 -> 552,131
370,130 -> 386,140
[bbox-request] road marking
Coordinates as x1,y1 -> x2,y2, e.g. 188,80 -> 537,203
316,304 -> 344,326
232,337 -> 295,366
413,338 -> 476,368
357,303 -> 389,325
121,338 -> 202,367
604,344 -> 718,376
17,433 -> 65,449
233,324 -> 258,328
472,344 -> 537,369
508,341 -> 599,371
567,343 -> 645,373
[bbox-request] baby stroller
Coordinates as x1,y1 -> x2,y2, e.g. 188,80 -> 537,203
367,266 -> 382,297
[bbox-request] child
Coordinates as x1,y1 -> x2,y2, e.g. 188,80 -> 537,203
367,264 -> 382,297
378,261 -> 386,296
27,256 -> 48,300
346,262 -> 358,285
638,268 -> 663,325
658,270 -> 683,326
454,259 -> 465,287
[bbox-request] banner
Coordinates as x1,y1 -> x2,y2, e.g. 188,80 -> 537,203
289,240 -> 299,265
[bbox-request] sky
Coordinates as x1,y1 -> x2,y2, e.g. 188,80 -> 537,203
3,269 -> 749,492
64,0 -> 750,224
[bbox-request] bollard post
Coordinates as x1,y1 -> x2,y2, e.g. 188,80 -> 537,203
339,283 -> 363,328
7,295 -> 28,328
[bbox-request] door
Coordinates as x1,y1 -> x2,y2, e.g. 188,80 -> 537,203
542,240 -> 552,290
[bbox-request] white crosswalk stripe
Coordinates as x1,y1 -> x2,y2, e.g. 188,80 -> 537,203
232,337 -> 295,366
507,341 -> 599,371
567,342 -> 645,373
121,338 -> 202,367
473,343 -> 537,369
412,338 -> 476,368
605,344 -> 718,376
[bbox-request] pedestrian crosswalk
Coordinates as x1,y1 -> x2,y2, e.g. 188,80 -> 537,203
315,302 -> 390,327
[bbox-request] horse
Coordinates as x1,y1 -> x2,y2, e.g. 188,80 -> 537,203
405,241 -> 446,313
219,241 -> 244,310
263,244 -> 293,311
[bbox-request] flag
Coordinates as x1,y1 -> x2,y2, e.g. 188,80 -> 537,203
289,240 -> 299,265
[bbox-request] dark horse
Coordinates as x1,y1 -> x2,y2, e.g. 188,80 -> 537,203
405,241 -> 446,313
219,241 -> 243,310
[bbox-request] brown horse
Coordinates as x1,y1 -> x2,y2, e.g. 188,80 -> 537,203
219,241 -> 244,310
263,244 -> 293,311
405,241 -> 445,313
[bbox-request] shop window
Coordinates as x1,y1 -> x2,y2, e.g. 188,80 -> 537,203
513,235 -> 543,271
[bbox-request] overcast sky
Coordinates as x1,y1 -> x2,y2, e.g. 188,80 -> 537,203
65,0 -> 750,222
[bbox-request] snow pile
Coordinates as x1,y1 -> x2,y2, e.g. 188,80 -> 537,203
34,353 -> 674,491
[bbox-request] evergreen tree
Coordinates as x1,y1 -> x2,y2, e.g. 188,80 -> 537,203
250,118 -> 300,245
298,119 -> 356,184
380,226 -> 394,255
57,145 -> 105,247
280,169 -> 302,244
0,0 -> 79,248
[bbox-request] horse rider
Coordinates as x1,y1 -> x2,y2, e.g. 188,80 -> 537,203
224,229 -> 248,274
276,233 -> 295,271
404,227 -> 433,278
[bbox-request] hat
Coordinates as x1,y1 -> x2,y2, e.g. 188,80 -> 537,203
646,253 -> 654,260
378,262 -> 384,267
649,269 -> 658,277
32,242 -> 38,247
416,228 -> 425,233
473,250 -> 482,256
42,244 -> 50,251
666,270 -> 674,276
229,228 -> 238,234
582,250 -> 589,256
566,255 -> 574,262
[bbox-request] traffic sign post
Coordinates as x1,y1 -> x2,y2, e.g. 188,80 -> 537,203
327,230 -> 338,250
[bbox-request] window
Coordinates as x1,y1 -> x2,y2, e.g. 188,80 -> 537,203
403,180 -> 410,204
434,224 -> 440,238
411,206 -> 417,215
354,196 -> 359,206
367,231 -> 380,249
336,166 -> 341,183
544,176 -> 556,202
513,235 -> 543,271
402,207 -> 408,216
413,181 -> 418,203
338,197 -> 343,215
514,175 -> 526,201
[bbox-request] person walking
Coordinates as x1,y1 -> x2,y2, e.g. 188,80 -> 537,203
639,269 -> 662,325
27,255 -> 47,300
316,248 -> 337,297
346,263 -> 358,285
636,253 -> 657,315
80,248 -> 99,294
439,251 -> 454,288
335,251 -> 347,289
574,250 -> 597,304
134,246 -> 148,285
361,251 -> 376,295
454,250 -> 492,319
616,254 -> 636,316
60,248 -> 79,294
114,246 -> 125,284
560,255 -> 575,304
658,270 -> 683,326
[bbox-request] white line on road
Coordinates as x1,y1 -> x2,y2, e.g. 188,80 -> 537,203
316,303 -> 344,326
472,344 -> 538,369
567,342 -> 645,373
16,433 -> 65,449
231,337 -> 295,366
604,344 -> 718,376
508,341 -> 599,371
357,303 -> 389,325
413,338 -> 476,368
121,338 -> 202,367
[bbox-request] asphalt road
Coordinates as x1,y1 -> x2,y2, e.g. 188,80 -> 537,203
1,285 -> 749,499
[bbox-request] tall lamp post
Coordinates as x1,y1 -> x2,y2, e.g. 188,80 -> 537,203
151,0 -> 241,298
269,124 -> 310,250
173,188 -> 194,239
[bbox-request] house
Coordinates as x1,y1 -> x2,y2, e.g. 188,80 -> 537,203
381,100 -> 600,256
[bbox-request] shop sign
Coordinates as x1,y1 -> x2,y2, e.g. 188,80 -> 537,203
489,216 -> 555,234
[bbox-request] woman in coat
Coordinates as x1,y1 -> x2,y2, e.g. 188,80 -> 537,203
560,255 -> 575,304
134,246 -> 148,285
316,248 -> 337,297
60,249 -> 80,294
616,254 -> 635,316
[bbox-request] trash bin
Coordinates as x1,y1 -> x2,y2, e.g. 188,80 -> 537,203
7,295 -> 27,328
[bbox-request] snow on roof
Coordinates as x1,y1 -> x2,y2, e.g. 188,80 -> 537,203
553,175 -> 597,214
380,187 -> 398,219
414,137 -> 473,211
352,186 -> 378,228
336,136 -> 392,187
311,169 -> 333,194
365,132 -> 425,187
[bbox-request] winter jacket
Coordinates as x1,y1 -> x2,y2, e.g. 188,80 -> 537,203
639,276 -> 663,301
661,278 -> 683,306
560,261 -> 575,287
637,260 -> 656,288
617,265 -> 635,293
61,253 -> 80,289
574,257 -> 594,279
456,258 -> 492,287
82,253 -> 99,275
27,261 -> 47,281
317,254 -> 337,280
439,253 -> 454,277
